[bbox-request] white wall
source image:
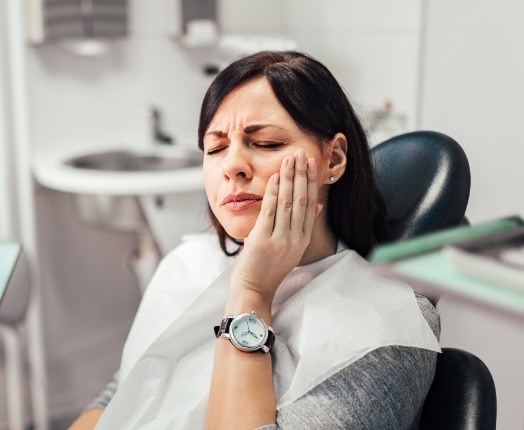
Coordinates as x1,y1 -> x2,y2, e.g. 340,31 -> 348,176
284,0 -> 422,138
421,0 -> 524,222
421,1 -> 524,428
0,1 -> 17,240
28,1 -> 209,155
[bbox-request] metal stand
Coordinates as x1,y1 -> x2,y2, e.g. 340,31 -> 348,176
1,325 -> 25,430
126,233 -> 161,294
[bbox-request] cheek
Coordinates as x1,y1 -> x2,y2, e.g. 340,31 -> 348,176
253,153 -> 285,180
203,163 -> 218,202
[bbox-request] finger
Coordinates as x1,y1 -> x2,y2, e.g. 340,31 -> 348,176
291,149 -> 309,235
251,172 -> 280,237
303,158 -> 319,235
272,154 -> 295,235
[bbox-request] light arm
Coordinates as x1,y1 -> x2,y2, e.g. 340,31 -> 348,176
206,287 -> 276,430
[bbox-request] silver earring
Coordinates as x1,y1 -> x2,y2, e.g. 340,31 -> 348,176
329,176 -> 335,183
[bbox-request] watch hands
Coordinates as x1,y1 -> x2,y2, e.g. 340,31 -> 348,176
239,320 -> 260,342
245,320 -> 256,340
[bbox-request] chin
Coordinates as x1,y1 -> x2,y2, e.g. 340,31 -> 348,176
221,217 -> 256,240
224,225 -> 253,240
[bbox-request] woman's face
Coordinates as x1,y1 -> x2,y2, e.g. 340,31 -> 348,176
202,78 -> 334,240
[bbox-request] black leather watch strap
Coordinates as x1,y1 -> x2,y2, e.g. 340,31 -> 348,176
265,329 -> 276,351
214,317 -> 233,338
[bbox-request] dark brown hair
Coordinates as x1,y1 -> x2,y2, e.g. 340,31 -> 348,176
198,51 -> 386,257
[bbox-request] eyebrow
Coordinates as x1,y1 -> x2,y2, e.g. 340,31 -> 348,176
205,124 -> 289,138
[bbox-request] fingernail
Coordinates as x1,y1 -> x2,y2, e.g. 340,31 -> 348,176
287,155 -> 295,169
316,203 -> 324,216
307,158 -> 315,172
273,173 -> 280,184
297,150 -> 306,164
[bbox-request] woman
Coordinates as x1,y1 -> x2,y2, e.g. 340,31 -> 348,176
70,51 -> 440,430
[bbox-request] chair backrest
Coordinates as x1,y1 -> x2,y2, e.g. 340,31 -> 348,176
371,131 -> 471,243
371,133 -> 497,428
419,348 -> 497,430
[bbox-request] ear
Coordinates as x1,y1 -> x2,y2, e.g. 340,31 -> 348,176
323,133 -> 347,185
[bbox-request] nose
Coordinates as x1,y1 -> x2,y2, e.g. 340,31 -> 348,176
222,141 -> 252,181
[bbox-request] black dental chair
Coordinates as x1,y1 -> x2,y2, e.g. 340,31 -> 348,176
370,131 -> 497,430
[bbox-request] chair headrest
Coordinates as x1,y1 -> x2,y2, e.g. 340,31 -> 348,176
371,131 -> 471,243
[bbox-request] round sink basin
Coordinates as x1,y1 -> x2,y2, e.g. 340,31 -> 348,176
33,145 -> 204,196
65,149 -> 202,172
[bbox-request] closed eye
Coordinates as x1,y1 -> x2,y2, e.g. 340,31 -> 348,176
206,147 -> 225,155
253,141 -> 285,150
205,142 -> 285,155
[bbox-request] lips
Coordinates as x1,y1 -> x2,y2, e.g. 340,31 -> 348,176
221,193 -> 263,211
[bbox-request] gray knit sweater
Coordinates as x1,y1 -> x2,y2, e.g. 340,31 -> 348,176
88,294 -> 439,429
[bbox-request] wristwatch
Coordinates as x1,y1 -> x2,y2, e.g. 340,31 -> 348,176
214,311 -> 275,353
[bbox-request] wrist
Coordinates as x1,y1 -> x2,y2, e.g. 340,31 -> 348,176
224,285 -> 273,324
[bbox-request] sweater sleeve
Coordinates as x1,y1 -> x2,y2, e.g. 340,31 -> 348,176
84,370 -> 119,411
255,294 -> 440,430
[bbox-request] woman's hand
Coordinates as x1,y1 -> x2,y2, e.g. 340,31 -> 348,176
230,149 -> 321,304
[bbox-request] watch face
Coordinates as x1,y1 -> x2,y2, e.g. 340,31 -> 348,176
230,313 -> 268,351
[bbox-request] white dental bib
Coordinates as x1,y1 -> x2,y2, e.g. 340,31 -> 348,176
96,233 -> 440,429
